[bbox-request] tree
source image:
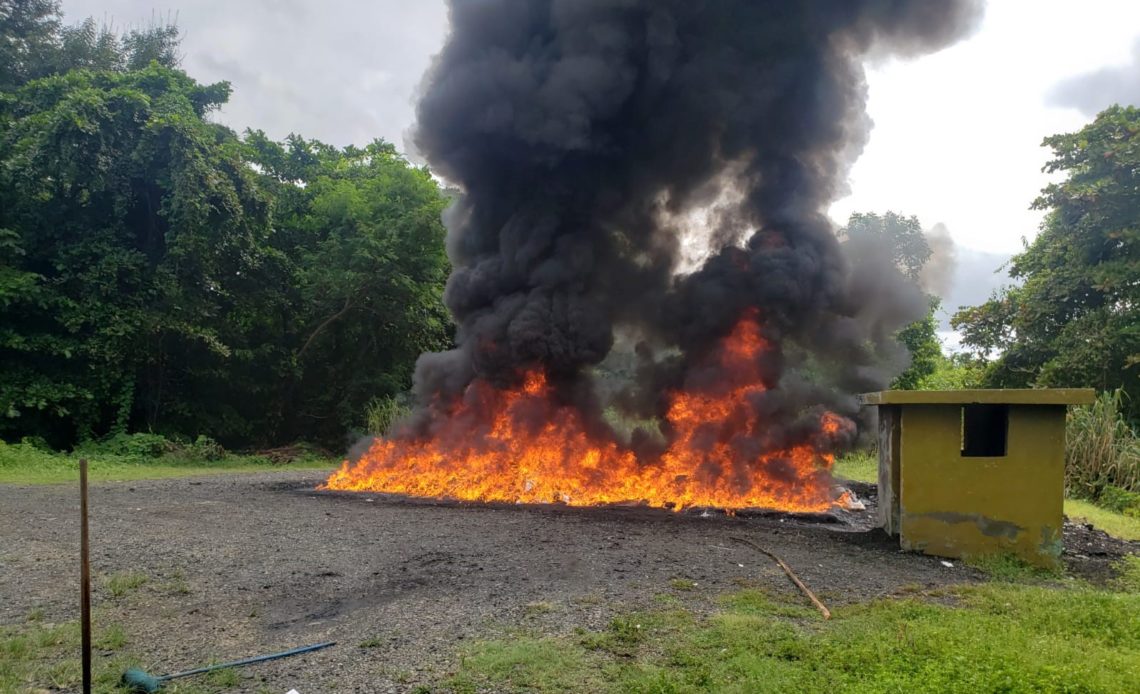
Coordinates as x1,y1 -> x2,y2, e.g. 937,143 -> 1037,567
892,297 -> 942,390
840,211 -> 941,389
952,105 -> 1140,418
0,65 -> 270,445
245,133 -> 452,443
0,0 -> 60,90
842,211 -> 932,281
0,8 -> 453,447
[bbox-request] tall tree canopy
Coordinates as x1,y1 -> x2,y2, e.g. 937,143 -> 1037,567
0,8 -> 451,447
0,65 -> 270,443
952,105 -> 1140,417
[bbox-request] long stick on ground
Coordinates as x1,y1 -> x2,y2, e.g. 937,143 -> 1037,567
80,458 -> 92,694
729,536 -> 831,620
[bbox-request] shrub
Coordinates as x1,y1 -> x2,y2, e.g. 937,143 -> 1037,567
1065,389 -> 1140,500
1097,485 -> 1140,518
185,435 -> 225,461
74,433 -> 175,459
365,395 -> 412,437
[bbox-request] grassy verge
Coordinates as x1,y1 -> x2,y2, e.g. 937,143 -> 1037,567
0,440 -> 336,485
450,558 -> 1140,693
1064,499 -> 1140,541
834,453 -> 1140,542
833,452 -> 876,484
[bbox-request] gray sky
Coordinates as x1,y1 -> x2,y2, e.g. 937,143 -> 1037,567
59,0 -> 1139,337
1049,38 -> 1140,116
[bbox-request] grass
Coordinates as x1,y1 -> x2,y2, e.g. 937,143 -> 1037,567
105,571 -> 149,599
450,559 -> 1140,693
0,439 -> 336,485
833,451 -> 876,483
1065,498 -> 1140,541
0,616 -> 251,693
1066,389 -> 1140,498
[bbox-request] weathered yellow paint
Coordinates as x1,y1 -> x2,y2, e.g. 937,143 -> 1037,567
861,389 -> 1084,568
896,405 -> 1066,567
858,389 -> 1094,406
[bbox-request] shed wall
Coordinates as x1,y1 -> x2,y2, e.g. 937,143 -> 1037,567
896,404 -> 1066,567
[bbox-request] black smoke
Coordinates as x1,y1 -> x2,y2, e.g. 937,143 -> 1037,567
406,0 -> 982,453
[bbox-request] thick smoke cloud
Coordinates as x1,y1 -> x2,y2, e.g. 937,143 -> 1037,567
409,0 -> 982,449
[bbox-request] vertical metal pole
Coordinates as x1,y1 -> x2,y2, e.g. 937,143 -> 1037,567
80,458 -> 92,694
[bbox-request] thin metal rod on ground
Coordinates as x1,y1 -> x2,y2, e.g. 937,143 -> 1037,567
80,458 -> 92,694
729,535 -> 831,619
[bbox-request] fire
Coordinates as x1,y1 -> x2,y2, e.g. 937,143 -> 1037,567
324,313 -> 853,512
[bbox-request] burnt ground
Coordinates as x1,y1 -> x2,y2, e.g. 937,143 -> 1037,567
1,471 -> 1135,693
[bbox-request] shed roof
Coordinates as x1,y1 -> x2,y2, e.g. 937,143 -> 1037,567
857,389 -> 1096,406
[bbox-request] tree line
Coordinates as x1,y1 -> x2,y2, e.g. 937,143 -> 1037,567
2,1 -> 1136,451
1,1 -> 450,448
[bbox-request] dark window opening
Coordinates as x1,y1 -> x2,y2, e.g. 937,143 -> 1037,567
961,404 -> 1008,457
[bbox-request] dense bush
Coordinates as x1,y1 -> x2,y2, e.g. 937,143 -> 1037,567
0,6 -> 450,449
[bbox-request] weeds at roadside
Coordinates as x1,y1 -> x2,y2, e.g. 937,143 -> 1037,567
105,571 -> 148,598
965,554 -> 1063,583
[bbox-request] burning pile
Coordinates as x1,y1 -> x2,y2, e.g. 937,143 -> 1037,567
328,311 -> 852,511
326,0 -> 982,511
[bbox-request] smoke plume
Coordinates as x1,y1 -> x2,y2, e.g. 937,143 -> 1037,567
921,222 -> 958,299
404,0 -> 982,455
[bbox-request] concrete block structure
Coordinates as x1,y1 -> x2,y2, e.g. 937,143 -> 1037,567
858,389 -> 1095,567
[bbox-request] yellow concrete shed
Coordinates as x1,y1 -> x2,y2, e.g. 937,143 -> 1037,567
857,389 -> 1095,567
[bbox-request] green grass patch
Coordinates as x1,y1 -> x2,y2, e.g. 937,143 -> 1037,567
0,439 -> 336,485
833,451 -> 876,483
105,571 -> 149,598
0,619 -> 137,693
1065,498 -> 1140,541
0,616 -> 250,693
449,636 -> 606,694
451,564 -> 1140,693
965,554 -> 1062,582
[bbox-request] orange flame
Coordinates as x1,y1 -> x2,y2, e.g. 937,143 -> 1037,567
324,313 -> 853,512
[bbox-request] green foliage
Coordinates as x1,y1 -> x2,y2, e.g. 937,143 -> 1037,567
915,351 -> 986,390
0,0 -> 62,90
453,580 -> 1140,693
892,297 -> 941,390
1065,389 -> 1140,499
842,211 -> 932,280
0,12 -> 452,448
953,106 -> 1140,419
1098,485 -> 1140,517
244,133 -> 451,443
0,1 -> 181,90
365,395 -> 412,437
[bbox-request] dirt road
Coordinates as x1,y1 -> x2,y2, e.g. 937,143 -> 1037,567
0,471 -> 1130,692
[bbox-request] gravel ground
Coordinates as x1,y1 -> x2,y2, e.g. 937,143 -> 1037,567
1,471 -> 1134,693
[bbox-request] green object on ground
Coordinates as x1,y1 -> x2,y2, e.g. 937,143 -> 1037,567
120,641 -> 336,692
